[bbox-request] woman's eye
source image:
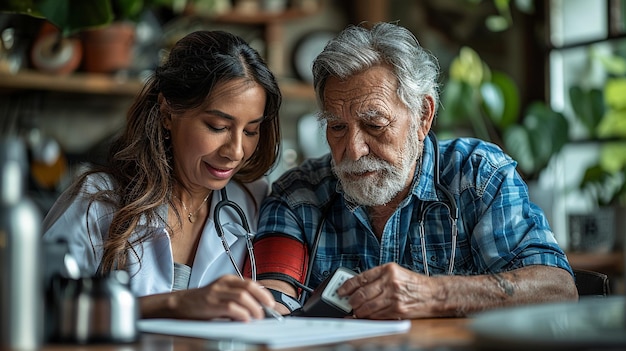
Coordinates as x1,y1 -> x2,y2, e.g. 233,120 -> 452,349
208,124 -> 226,132
244,129 -> 259,136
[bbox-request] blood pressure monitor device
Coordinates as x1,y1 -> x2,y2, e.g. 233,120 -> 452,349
299,267 -> 357,318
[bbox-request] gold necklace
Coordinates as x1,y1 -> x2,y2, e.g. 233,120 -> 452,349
173,192 -> 211,223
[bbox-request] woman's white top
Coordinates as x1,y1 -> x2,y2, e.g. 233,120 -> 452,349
42,173 -> 269,297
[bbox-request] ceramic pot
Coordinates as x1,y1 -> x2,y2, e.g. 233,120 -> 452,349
81,22 -> 135,74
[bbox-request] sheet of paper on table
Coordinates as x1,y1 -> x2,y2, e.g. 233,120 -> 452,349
138,317 -> 411,349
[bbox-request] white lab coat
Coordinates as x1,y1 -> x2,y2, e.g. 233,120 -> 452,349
42,172 -> 268,297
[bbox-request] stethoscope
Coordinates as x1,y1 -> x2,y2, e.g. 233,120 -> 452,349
213,189 -> 285,320
213,187 -> 256,281
298,131 -> 459,304
417,131 -> 459,276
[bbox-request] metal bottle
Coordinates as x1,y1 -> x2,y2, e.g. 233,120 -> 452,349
0,137 -> 43,350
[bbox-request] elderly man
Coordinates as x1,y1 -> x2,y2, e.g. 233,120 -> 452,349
248,22 -> 577,319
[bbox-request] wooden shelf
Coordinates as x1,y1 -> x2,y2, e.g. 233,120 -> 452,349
0,70 -> 143,96
211,8 -> 316,25
0,6 -> 320,100
0,70 -> 314,100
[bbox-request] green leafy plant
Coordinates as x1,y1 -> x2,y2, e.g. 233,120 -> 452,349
0,0 -> 176,36
576,47 -> 626,206
438,46 -> 569,181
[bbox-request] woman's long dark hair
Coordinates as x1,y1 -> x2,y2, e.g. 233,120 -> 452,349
72,30 -> 281,274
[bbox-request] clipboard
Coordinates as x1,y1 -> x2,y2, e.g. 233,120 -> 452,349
139,317 -> 411,349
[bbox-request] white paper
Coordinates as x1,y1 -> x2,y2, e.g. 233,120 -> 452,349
139,317 -> 411,349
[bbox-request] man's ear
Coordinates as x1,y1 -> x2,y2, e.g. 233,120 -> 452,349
418,95 -> 435,141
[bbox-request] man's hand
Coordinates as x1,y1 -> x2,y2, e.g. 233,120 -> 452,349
337,262 -> 439,320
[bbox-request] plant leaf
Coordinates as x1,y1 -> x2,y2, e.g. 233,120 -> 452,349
597,109 -> 626,138
521,102 -> 569,175
479,81 -> 504,125
569,86 -> 605,137
486,15 -> 509,32
605,78 -> 626,110
597,53 -> 626,76
599,142 -> 626,173
503,125 -> 535,177
489,71 -> 519,129
0,0 -> 45,17
450,46 -> 484,87
38,0 -> 114,36
439,80 -> 478,127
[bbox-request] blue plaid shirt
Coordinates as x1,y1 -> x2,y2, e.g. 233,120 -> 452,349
256,136 -> 572,290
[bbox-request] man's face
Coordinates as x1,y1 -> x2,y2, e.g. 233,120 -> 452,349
322,65 -> 429,206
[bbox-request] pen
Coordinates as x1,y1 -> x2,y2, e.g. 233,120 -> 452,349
262,304 -> 285,322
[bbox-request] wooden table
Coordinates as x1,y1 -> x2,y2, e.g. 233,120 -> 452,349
40,318 -> 475,351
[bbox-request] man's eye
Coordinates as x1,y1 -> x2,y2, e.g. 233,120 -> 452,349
367,124 -> 385,130
329,124 -> 345,132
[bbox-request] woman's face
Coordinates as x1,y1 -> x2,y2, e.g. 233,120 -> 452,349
165,79 -> 266,192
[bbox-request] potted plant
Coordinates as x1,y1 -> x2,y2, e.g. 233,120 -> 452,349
79,0 -> 144,74
75,0 -> 174,74
1,0 -> 113,75
1,0 -> 175,73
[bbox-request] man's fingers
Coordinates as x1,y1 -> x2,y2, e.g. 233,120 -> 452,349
338,265 -> 387,295
349,287 -> 387,317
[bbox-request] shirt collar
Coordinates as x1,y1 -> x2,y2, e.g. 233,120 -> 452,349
412,134 -> 440,202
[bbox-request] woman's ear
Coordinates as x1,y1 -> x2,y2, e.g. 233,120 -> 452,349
158,93 -> 172,130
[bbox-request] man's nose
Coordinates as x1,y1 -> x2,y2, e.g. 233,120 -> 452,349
344,128 -> 369,161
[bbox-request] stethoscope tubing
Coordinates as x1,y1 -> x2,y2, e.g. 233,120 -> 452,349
419,131 -> 459,276
214,187 -> 256,281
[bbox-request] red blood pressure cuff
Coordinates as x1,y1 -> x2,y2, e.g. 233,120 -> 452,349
244,235 -> 308,288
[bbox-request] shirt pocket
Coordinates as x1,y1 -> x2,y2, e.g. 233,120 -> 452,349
409,238 -> 473,275
311,254 -> 361,288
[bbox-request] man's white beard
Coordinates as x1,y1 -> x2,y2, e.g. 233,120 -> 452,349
332,125 -> 423,207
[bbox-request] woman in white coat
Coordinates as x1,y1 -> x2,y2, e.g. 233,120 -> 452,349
42,30 -> 282,321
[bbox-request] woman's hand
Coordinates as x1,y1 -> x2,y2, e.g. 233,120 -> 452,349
140,275 -> 277,321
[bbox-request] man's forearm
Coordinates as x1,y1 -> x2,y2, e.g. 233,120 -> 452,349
431,265 -> 578,317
